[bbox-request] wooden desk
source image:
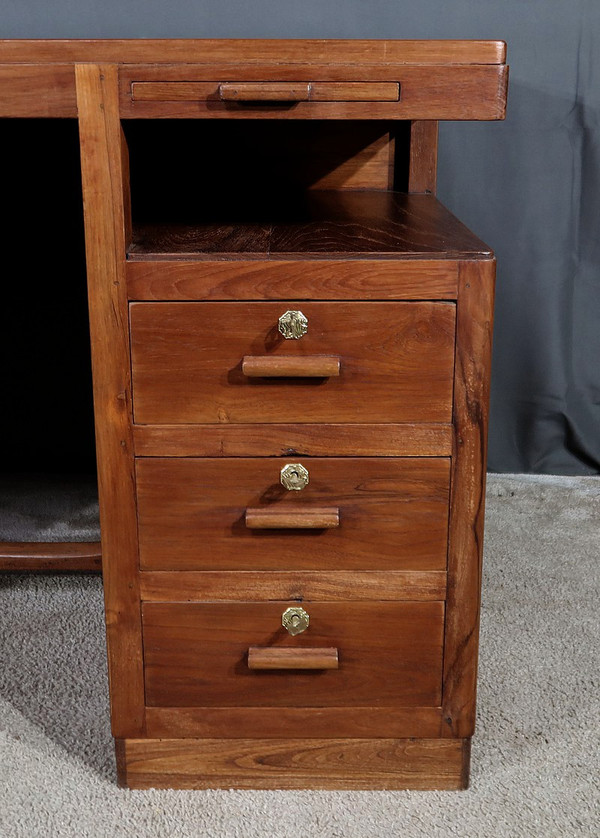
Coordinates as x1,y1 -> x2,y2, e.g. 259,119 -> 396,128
0,39 -> 507,788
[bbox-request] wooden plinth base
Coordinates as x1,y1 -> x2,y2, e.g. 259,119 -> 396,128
115,737 -> 470,790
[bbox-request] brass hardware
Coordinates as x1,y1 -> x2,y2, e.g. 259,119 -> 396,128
278,310 -> 308,340
282,606 -> 310,636
280,462 -> 309,491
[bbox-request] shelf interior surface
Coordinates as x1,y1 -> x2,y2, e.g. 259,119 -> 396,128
128,191 -> 492,260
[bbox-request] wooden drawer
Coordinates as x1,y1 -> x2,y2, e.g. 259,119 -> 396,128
143,601 -> 444,707
130,302 -> 456,424
136,457 -> 450,571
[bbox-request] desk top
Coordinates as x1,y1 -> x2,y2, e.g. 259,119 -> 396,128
0,39 -> 507,120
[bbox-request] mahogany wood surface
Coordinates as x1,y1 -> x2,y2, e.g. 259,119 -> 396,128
247,646 -> 339,670
139,570 -> 447,602
133,423 -> 454,458
76,64 -> 145,737
130,301 -> 456,425
142,601 -> 444,708
443,259 -> 495,738
126,259 -> 459,301
117,737 -> 469,790
245,506 -> 340,529
0,542 -> 101,572
143,705 -> 445,740
127,192 -> 491,259
135,457 -> 450,571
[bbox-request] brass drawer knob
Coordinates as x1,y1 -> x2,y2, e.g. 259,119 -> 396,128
278,309 -> 308,340
280,462 -> 309,491
282,606 -> 310,636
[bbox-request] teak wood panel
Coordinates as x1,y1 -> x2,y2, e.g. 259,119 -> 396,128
76,64 -> 144,737
133,423 -> 454,458
126,259 -> 459,301
142,601 -> 444,708
139,570 -> 447,602
0,40 -> 506,121
0,65 -> 77,117
119,65 -> 507,120
144,705 -> 445,740
117,736 -> 469,790
443,259 -> 495,738
135,457 -> 450,571
0,39 -> 506,66
129,302 -> 456,425
127,193 -> 491,259
409,121 -> 439,194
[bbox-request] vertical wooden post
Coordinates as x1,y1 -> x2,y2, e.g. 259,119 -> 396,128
408,120 -> 439,193
76,64 -> 144,738
443,258 -> 495,737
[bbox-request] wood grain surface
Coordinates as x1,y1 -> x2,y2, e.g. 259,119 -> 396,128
132,81 -> 400,103
241,354 -> 340,378
0,542 -> 101,572
244,506 -> 340,529
143,705 -> 445,739
409,120 -> 439,193
135,457 -> 450,571
132,423 -> 454,458
139,570 -> 447,602
76,64 -> 145,736
126,258 -> 458,301
130,301 -> 456,425
0,65 -> 76,117
117,736 -> 469,790
247,646 -> 339,670
120,65 -> 506,120
0,39 -> 506,65
0,40 -> 506,123
142,601 -> 444,708
128,192 -> 491,258
443,259 -> 495,738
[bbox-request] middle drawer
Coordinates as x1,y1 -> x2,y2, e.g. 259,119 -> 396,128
129,301 -> 456,425
136,457 -> 450,571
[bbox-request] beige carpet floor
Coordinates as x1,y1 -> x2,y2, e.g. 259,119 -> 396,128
0,474 -> 598,837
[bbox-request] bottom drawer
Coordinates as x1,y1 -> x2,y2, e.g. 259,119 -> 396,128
143,601 -> 444,708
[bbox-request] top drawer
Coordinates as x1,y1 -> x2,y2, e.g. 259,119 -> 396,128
130,301 -> 455,425
118,59 -> 508,120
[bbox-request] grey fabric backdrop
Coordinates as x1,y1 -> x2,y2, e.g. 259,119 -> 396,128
2,1 -> 599,474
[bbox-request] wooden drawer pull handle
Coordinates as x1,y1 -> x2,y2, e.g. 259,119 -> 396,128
248,647 -> 339,670
245,506 -> 340,529
242,355 -> 340,378
219,82 -> 310,102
